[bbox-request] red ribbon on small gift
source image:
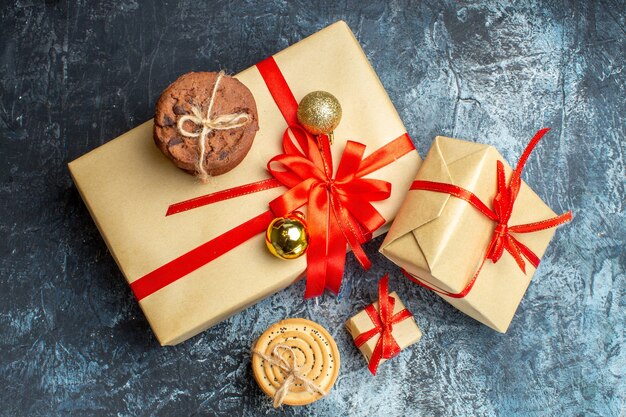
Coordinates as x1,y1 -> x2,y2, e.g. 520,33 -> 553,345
130,57 -> 416,301
403,128 -> 572,298
353,275 -> 413,375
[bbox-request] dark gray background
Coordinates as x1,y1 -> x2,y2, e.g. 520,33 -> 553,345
1,1 -> 624,416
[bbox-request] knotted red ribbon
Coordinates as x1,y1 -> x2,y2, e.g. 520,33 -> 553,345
404,128 -> 572,298
353,275 -> 413,375
268,125 -> 414,297
129,56 -> 415,301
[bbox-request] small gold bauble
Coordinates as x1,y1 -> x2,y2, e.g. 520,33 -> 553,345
297,91 -> 342,136
265,212 -> 309,260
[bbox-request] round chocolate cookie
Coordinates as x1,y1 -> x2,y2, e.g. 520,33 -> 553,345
154,71 -> 259,179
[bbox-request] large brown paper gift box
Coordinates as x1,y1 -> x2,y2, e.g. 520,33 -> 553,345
380,136 -> 560,333
68,21 -> 421,346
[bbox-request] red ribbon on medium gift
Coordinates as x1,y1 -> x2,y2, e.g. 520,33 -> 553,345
130,56 -> 416,301
402,128 -> 572,299
353,275 -> 413,375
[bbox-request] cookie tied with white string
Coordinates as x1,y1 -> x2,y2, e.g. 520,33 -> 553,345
154,71 -> 259,181
252,318 -> 340,407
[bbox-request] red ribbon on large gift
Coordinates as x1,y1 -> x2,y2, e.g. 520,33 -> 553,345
353,275 -> 413,375
402,128 -> 572,298
130,57 -> 415,300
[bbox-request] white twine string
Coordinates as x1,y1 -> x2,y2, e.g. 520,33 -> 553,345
252,344 -> 327,408
176,71 -> 250,183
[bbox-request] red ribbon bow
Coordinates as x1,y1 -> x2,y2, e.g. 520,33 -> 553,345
405,128 -> 572,298
353,275 -> 413,375
268,126 -> 394,297
485,161 -> 535,272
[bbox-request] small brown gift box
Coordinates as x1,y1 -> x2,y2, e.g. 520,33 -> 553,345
345,276 -> 422,374
68,21 -> 421,345
380,133 -> 571,333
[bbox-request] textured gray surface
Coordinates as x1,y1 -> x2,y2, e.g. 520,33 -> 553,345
1,1 -> 624,416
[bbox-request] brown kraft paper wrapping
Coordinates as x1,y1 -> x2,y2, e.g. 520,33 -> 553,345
68,21 -> 422,345
380,136 -> 561,333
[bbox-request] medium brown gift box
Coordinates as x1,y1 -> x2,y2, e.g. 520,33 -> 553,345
68,21 -> 421,345
380,135 -> 569,333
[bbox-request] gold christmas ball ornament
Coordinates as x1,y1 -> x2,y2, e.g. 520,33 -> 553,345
297,91 -> 342,137
265,212 -> 309,260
